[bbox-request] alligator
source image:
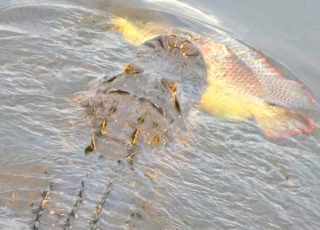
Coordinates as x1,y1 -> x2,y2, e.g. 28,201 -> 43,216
30,28 -> 207,230
28,17 -> 317,230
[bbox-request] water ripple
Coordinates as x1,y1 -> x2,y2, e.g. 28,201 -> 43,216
0,1 -> 319,229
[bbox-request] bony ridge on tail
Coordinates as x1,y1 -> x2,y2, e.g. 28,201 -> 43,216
112,17 -> 317,139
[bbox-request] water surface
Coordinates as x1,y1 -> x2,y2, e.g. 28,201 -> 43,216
0,0 -> 319,229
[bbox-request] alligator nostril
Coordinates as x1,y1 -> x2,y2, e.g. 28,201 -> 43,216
145,35 -> 201,60
166,35 -> 180,49
180,40 -> 200,57
180,40 -> 190,54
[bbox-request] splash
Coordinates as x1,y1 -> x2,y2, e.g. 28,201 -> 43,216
112,17 -> 317,139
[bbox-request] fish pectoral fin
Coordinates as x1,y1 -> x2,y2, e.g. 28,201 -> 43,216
254,104 -> 315,139
199,79 -> 254,122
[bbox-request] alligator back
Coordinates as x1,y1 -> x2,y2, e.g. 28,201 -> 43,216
30,35 -> 207,229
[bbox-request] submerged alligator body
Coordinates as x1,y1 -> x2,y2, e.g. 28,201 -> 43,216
31,34 -> 207,229
28,17 -> 318,230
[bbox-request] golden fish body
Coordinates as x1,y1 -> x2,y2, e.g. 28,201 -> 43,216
112,17 -> 317,139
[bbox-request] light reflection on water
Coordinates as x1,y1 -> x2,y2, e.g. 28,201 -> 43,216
0,1 -> 319,229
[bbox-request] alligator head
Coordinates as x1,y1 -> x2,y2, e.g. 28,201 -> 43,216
81,34 -> 207,155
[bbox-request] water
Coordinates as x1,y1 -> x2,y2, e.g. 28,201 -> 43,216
0,0 -> 319,229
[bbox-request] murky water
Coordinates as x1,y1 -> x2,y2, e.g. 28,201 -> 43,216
0,0 -> 319,229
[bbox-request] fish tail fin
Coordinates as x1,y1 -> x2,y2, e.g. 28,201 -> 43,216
255,104 -> 315,139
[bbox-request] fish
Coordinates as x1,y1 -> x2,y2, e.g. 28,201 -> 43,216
112,17 -> 317,139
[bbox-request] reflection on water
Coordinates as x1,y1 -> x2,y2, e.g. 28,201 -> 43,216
0,1 -> 319,229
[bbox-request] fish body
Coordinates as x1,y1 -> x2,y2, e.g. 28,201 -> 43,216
112,17 -> 317,139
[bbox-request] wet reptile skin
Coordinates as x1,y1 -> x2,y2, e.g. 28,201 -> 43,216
31,35 -> 207,230
82,35 -> 206,154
